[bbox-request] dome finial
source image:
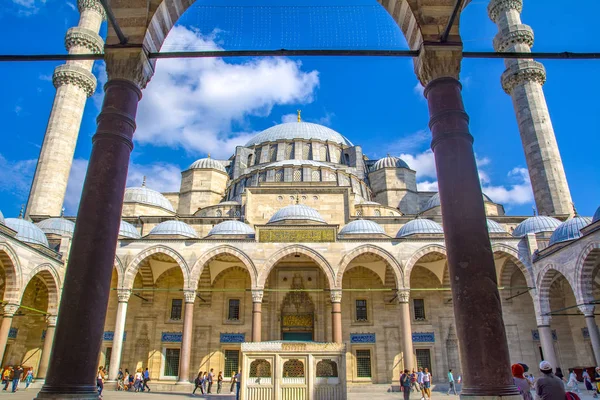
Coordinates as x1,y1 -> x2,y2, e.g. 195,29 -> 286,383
142,176 -> 146,187
297,109 -> 301,122
207,153 -> 211,159
18,204 -> 24,219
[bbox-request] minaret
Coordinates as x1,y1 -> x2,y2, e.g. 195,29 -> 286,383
25,0 -> 106,218
488,0 -> 573,216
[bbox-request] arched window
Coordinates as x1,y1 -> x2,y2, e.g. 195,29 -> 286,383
275,169 -> 284,182
311,169 -> 321,181
249,359 -> 272,378
247,154 -> 254,166
286,143 -> 294,159
259,172 -> 267,183
282,359 -> 304,377
356,210 -> 362,217
293,169 -> 302,182
254,148 -> 262,165
302,143 -> 311,159
216,210 -> 222,217
344,153 -> 350,165
316,360 -> 338,378
374,209 -> 381,217
269,144 -> 277,162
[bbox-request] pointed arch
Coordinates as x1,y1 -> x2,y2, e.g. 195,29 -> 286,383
536,264 -> 576,318
23,263 -> 61,315
492,243 -> 535,295
575,242 -> 600,303
0,243 -> 22,303
258,245 -> 334,289
124,245 -> 190,290
335,244 -> 404,289
403,244 -> 447,287
190,245 -> 257,288
114,255 -> 125,284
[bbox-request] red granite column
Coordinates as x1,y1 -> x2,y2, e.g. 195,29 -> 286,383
251,290 -> 264,342
331,290 -> 342,343
425,76 -> 519,397
36,78 -> 142,399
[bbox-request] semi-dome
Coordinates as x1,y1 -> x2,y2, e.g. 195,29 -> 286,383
36,218 -> 75,237
119,220 -> 141,239
370,156 -> 410,172
245,122 -> 353,147
5,218 -> 49,247
148,220 -> 198,238
421,192 -> 494,212
487,219 -> 507,234
208,220 -> 255,236
268,204 -> 326,224
549,216 -> 592,246
593,206 -> 600,224
124,186 -> 175,212
188,157 -> 226,172
339,220 -> 385,235
0,210 -> 4,225
513,216 -> 562,238
396,218 -> 444,237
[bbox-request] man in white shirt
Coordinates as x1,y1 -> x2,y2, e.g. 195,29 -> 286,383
417,367 -> 425,400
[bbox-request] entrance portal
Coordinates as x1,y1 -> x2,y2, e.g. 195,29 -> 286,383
281,274 -> 314,341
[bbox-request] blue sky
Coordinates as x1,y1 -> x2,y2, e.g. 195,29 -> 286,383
0,0 -> 598,217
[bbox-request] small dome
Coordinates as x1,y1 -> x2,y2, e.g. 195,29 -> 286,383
339,220 -> 385,235
268,204 -> 326,224
549,216 -> 592,246
487,219 -> 507,234
370,156 -> 410,172
119,220 -> 141,239
396,219 -> 444,237
0,210 -> 4,225
5,218 -> 49,247
36,218 -> 75,237
421,192 -> 494,212
593,206 -> 600,223
513,216 -> 562,238
208,220 -> 255,236
148,220 -> 198,238
188,157 -> 226,172
245,122 -> 353,147
124,186 -> 175,212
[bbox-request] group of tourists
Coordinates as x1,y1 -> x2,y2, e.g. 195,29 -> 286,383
193,370 -> 242,399
1,365 -> 33,392
112,367 -> 151,393
400,367 -> 435,400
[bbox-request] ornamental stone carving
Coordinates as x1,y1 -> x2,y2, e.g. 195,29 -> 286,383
77,0 -> 107,20
579,304 -> 595,317
493,24 -> 534,52
488,0 -> 523,23
397,290 -> 410,304
414,44 -> 462,87
53,64 -> 97,97
251,290 -> 264,303
2,304 -> 20,317
330,290 -> 342,303
501,60 -> 546,94
46,315 -> 58,327
117,289 -> 131,303
105,48 -> 155,90
65,27 -> 104,54
183,290 -> 196,303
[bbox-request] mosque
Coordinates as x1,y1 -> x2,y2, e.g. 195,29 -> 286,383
1,0 -> 599,395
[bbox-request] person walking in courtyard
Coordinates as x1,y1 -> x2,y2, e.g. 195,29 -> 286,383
1,366 -> 10,391
583,369 -> 594,396
417,367 -> 426,400
96,366 -> 105,398
217,371 -> 223,394
511,363 -> 532,400
123,369 -> 130,391
410,369 -> 420,392
134,368 -> 143,392
422,368 -> 432,400
230,371 -> 237,393
447,369 -> 457,395
235,370 -> 242,400
193,371 -> 204,396
11,365 -> 22,393
400,369 -> 412,400
567,368 -> 580,392
202,371 -> 208,393
208,368 -> 214,393
535,361 -> 565,400
24,368 -> 33,390
142,367 -> 151,392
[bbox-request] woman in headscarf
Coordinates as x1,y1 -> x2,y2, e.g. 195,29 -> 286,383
512,363 -> 533,400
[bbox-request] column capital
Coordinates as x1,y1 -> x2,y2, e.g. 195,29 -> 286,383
117,289 -> 131,303
105,48 -> 155,90
251,290 -> 264,303
53,64 -> 97,97
414,44 -> 462,87
77,0 -> 107,21
501,60 -> 546,94
397,290 -> 410,304
2,304 -> 19,317
46,315 -> 58,327
488,0 -> 523,23
330,290 -> 342,303
579,304 -> 596,317
183,290 -> 196,304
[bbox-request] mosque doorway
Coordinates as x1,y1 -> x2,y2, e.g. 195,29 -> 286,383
280,274 -> 315,341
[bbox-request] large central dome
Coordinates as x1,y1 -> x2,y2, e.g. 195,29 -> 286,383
245,122 -> 353,147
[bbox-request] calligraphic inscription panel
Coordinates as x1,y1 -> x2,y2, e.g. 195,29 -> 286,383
282,314 -> 314,328
259,229 -> 335,243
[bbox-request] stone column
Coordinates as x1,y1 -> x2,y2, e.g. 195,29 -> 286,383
398,291 -> 415,370
108,289 -> 131,380
0,304 -> 19,365
178,290 -> 196,384
580,305 -> 600,365
538,323 -> 559,370
35,48 -> 153,399
251,290 -> 263,342
330,290 -> 342,344
415,45 -> 519,398
487,0 -> 572,216
37,315 -> 58,379
26,0 -> 106,218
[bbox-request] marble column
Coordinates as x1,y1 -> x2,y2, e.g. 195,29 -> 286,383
538,324 -> 559,370
108,289 -> 131,380
178,290 -> 196,384
37,315 -> 58,379
415,45 -> 519,397
398,291 -> 415,370
580,305 -> 600,365
331,290 -> 342,344
251,290 -> 263,342
0,304 -> 19,365
36,48 -> 153,400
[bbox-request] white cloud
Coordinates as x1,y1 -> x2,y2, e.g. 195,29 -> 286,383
280,111 -> 333,126
281,113 -> 298,123
399,149 -> 437,179
481,167 -> 533,206
388,129 -> 429,154
132,26 -> 320,159
0,154 -> 36,210
416,180 -> 438,192
11,0 -> 46,14
413,82 -> 425,98
38,74 -> 52,82
92,61 -> 107,109
63,159 -> 89,214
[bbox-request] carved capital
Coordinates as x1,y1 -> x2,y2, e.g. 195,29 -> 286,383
2,304 -> 19,317
488,0 -> 523,23
397,290 -> 410,304
183,290 -> 196,304
414,44 -> 462,87
105,48 -> 155,90
251,290 -> 264,303
77,0 -> 107,21
53,63 -> 97,97
493,24 -> 534,52
330,290 -> 342,303
46,315 -> 58,327
65,27 -> 104,54
117,289 -> 131,303
501,60 -> 546,94
579,304 -> 595,317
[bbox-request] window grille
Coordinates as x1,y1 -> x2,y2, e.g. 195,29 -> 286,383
270,144 -> 277,161
228,299 -> 240,321
216,210 -> 222,217
254,148 -> 262,165
170,299 -> 183,320
259,172 -> 266,183
319,146 -> 327,161
275,169 -> 284,182
283,359 -> 305,377
413,299 -> 426,321
311,169 -> 321,181
293,169 -> 302,182
164,348 -> 181,377
224,350 -> 240,377
356,350 -> 372,378
356,210 -> 362,217
286,143 -> 294,159
331,147 -> 341,163
302,143 -> 311,159
355,299 -> 368,321
249,359 -> 272,377
416,349 -> 432,372
316,360 -> 338,377
374,209 -> 381,217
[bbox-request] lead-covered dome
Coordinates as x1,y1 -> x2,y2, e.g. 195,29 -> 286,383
148,220 -> 198,238
421,192 -> 494,212
593,206 -> 600,224
245,122 -> 353,147
119,220 -> 141,239
36,218 -> 75,237
5,218 -> 49,247
549,216 -> 592,246
513,216 -> 562,238
268,204 -> 326,224
339,220 -> 385,235
487,219 -> 507,234
208,220 -> 255,236
188,157 -> 226,172
124,186 -> 175,212
370,156 -> 410,172
396,218 -> 444,237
